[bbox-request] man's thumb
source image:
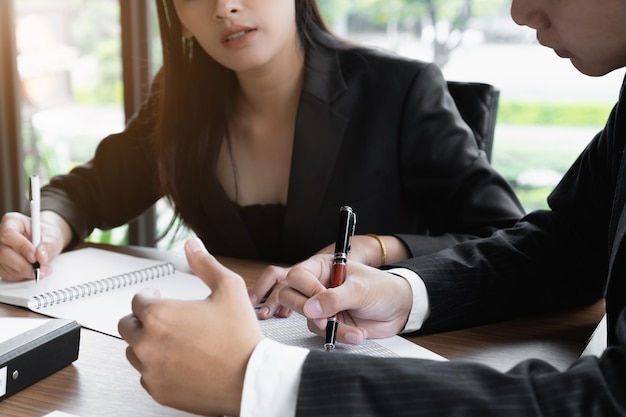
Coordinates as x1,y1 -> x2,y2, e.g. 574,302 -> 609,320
184,237 -> 235,291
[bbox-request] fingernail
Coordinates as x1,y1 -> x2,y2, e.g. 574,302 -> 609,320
27,251 -> 36,263
304,300 -> 323,317
38,247 -> 47,262
345,332 -> 361,345
186,237 -> 206,252
259,307 -> 270,317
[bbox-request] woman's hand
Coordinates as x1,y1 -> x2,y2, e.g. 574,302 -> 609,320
0,211 -> 70,281
118,237 -> 264,417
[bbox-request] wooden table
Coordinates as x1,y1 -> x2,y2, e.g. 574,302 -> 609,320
0,244 -> 606,417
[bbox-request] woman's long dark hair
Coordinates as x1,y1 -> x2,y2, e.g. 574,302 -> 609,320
154,0 -> 339,238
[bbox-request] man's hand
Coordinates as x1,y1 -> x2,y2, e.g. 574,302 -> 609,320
278,254 -> 413,345
118,237 -> 264,416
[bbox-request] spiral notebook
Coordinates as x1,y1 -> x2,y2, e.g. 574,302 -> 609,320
0,248 -> 211,337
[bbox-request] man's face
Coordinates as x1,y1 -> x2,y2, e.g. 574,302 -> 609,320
510,0 -> 626,76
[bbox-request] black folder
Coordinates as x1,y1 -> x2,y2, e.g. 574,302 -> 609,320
0,318 -> 80,401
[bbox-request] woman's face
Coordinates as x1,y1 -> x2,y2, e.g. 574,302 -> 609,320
510,0 -> 626,76
173,0 -> 300,74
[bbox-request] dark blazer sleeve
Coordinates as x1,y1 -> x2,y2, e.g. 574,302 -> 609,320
377,61 -> 524,257
391,101 -> 620,334
295,309 -> 626,417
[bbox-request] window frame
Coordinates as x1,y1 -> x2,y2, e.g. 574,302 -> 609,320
0,0 -> 24,213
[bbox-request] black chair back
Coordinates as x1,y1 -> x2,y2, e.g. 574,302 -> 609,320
447,81 -> 500,162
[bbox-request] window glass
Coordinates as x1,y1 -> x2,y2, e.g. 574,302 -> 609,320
16,0 -> 126,243
319,1 -> 626,211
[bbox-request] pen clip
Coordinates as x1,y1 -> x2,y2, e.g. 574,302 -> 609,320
29,175 -> 40,203
334,206 -> 357,258
346,211 -> 356,254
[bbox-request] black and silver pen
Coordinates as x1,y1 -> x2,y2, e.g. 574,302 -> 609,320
324,205 -> 356,351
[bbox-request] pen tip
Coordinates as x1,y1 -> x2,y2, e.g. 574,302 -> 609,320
34,268 -> 40,283
324,343 -> 334,352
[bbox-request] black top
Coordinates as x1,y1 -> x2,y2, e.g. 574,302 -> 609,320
236,203 -> 286,263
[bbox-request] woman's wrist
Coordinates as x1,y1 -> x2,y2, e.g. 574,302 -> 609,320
41,210 -> 73,249
354,234 -> 410,267
367,233 -> 387,265
365,235 -> 410,266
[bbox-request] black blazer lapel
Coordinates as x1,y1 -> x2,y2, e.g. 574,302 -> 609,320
282,45 -> 349,261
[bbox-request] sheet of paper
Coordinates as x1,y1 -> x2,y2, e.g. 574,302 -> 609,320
0,317 -> 50,344
259,312 -> 445,360
581,314 -> 607,358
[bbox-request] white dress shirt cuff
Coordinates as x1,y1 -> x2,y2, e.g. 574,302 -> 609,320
386,268 -> 430,333
240,338 -> 309,417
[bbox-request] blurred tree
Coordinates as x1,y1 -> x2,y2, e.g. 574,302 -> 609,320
320,0 -> 508,68
420,0 -> 471,67
353,0 -> 471,67
317,0 -> 352,27
68,0 -> 121,104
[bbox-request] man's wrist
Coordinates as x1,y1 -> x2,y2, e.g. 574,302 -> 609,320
241,338 -> 309,417
386,268 -> 430,333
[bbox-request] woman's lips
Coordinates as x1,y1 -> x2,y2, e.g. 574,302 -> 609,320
221,27 -> 257,48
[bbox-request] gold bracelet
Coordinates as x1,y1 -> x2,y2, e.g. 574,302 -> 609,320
367,233 -> 387,265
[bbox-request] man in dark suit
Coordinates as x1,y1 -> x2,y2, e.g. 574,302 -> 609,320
118,0 -> 626,415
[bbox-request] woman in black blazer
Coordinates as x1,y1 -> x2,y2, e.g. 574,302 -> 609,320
0,0 -> 522,282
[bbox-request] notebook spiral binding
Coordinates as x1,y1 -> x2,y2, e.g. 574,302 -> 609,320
32,262 -> 175,309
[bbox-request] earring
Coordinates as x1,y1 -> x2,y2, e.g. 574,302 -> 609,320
183,36 -> 194,55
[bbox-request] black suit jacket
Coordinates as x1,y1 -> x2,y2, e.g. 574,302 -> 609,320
295,77 -> 626,416
40,41 -> 522,264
